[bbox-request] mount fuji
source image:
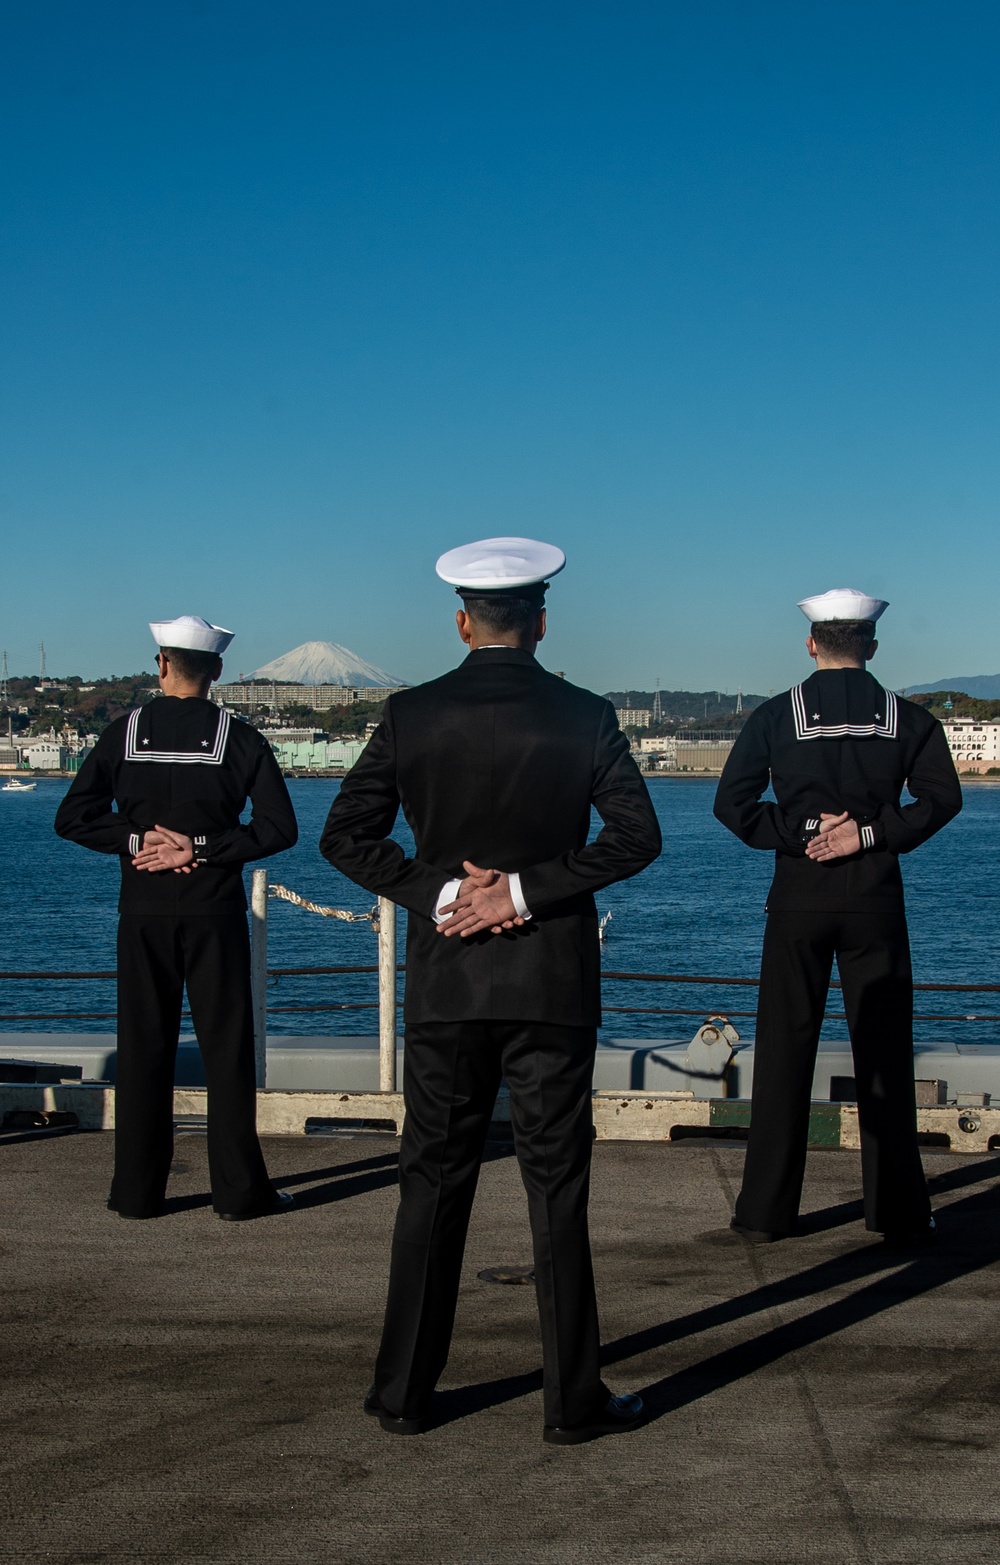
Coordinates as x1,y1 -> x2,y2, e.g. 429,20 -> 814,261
251,641 -> 402,687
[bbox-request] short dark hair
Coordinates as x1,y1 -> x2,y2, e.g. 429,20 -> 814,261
810,620 -> 876,659
160,646 -> 222,683
460,594 -> 544,637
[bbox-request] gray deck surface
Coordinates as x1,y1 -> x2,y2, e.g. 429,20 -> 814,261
2,1131 -> 999,1565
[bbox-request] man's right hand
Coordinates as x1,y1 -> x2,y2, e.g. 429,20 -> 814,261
437,860 -> 525,937
805,813 -> 862,861
132,825 -> 198,874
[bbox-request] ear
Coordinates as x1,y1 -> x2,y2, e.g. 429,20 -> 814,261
211,655 -> 223,683
866,639 -> 878,661
535,608 -> 547,642
806,635 -> 819,661
456,609 -> 473,646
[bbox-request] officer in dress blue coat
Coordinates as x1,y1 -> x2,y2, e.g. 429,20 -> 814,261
320,539 -> 662,1444
55,616 -> 298,1220
714,589 -> 962,1244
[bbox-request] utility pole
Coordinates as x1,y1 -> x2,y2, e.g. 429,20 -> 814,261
0,649 -> 8,709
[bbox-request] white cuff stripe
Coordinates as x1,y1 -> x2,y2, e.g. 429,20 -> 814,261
805,818 -> 819,831
508,872 -> 531,921
129,833 -> 140,856
861,824 -> 875,850
432,878 -> 462,925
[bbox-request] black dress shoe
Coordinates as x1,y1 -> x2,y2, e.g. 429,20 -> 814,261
107,1200 -> 164,1220
881,1218 -> 936,1249
543,1392 -> 644,1446
730,1219 -> 784,1244
217,1190 -> 293,1222
363,1385 -> 427,1436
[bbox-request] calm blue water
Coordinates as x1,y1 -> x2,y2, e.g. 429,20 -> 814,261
1,776 -> 996,1040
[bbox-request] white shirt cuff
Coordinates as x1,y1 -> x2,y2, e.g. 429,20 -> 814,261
432,878 -> 462,925
508,872 -> 531,921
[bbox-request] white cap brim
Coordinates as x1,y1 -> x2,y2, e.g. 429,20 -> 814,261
435,536 -> 566,591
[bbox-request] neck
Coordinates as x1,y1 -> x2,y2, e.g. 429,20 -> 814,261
160,679 -> 212,700
812,657 -> 866,672
469,635 -> 536,653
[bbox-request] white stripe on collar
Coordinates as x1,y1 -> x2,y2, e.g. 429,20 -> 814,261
124,705 -> 231,765
791,683 -> 898,742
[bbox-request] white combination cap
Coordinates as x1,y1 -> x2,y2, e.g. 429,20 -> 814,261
797,588 -> 888,624
435,536 -> 566,594
148,615 -> 235,654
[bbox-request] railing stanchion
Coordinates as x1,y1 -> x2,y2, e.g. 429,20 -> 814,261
251,868 -> 268,1087
378,896 -> 397,1092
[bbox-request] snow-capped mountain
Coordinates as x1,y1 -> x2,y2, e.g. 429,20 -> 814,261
251,641 -> 402,687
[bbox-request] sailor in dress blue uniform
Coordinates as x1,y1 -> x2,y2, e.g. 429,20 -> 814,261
56,616 -> 298,1219
714,590 -> 962,1243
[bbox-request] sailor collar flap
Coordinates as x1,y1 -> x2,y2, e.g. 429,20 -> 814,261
124,703 -> 232,765
790,674 -> 898,742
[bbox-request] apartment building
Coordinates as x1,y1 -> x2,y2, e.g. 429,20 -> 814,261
940,718 -> 1000,774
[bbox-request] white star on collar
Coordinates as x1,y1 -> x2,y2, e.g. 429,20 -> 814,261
142,738 -> 149,745
875,712 -> 881,720
812,712 -> 821,720
200,739 -> 209,747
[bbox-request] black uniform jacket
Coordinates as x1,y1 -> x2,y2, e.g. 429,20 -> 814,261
713,668 -> 961,912
319,647 -> 662,1026
55,697 -> 298,915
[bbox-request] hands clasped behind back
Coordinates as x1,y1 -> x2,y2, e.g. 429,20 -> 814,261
804,811 -> 863,863
437,860 -> 525,938
131,824 -> 199,875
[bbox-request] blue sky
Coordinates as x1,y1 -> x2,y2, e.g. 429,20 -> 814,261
1,0 -> 997,694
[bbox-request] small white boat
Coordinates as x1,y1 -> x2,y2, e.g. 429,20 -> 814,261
2,778 -> 37,792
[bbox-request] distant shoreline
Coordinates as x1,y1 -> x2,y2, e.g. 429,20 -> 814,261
8,769 -> 997,788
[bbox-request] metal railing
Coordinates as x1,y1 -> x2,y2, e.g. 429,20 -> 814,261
3,868 -> 1000,1091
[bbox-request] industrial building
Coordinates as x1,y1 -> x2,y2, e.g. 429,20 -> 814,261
268,737 -> 368,772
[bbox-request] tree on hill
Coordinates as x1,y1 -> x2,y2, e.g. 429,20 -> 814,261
323,699 -> 385,736
2,673 -> 158,736
603,689 -> 766,730
905,691 -> 1000,722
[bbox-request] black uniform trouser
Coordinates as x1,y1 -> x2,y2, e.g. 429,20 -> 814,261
375,1021 -> 602,1428
110,914 -> 273,1218
734,909 -> 931,1237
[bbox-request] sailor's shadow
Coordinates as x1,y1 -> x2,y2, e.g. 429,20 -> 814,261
631,1179 -> 1000,1426
163,1141 -> 519,1215
285,1138 -> 516,1209
428,1158 -> 1000,1430
796,1153 -> 1000,1237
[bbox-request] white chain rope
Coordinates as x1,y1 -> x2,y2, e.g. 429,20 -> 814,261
267,882 -> 381,933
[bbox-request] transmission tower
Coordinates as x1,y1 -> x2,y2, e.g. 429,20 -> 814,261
652,678 -> 662,725
736,688 -> 743,714
0,649 -> 8,708
39,642 -> 46,681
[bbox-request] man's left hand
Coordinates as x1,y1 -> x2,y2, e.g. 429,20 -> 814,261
132,825 -> 198,874
805,814 -> 862,861
437,860 -> 525,937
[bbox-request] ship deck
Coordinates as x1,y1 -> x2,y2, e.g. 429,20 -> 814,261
3,1130 -> 999,1564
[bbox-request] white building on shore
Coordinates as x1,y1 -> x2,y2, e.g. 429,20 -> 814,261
940,719 -> 1000,774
